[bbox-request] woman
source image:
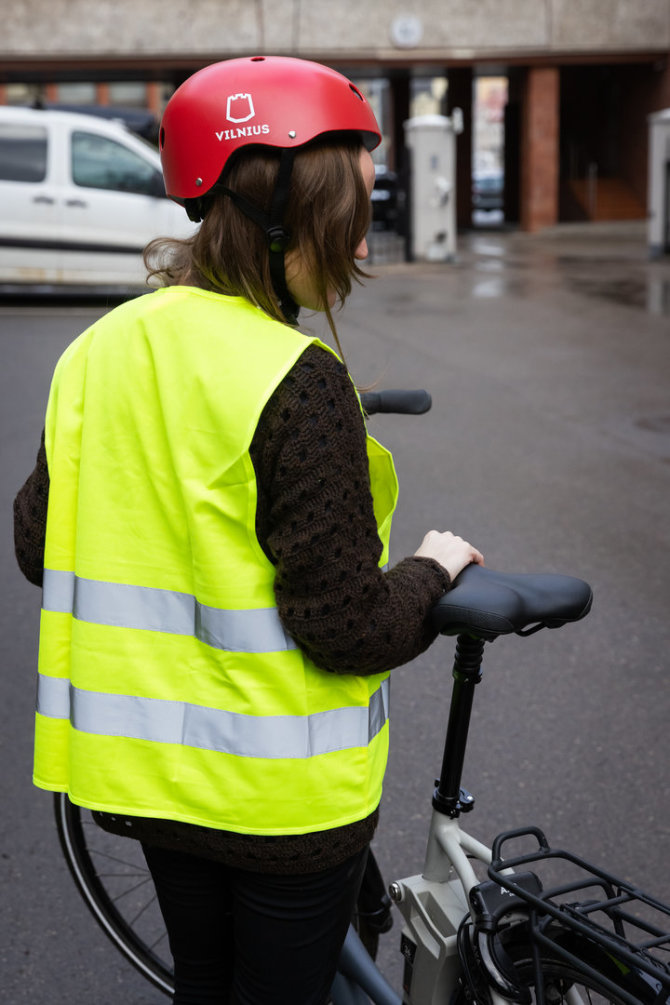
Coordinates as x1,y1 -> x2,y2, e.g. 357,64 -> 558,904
14,57 -> 483,1004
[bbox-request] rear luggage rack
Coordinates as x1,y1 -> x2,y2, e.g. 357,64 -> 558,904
486,827 -> 670,997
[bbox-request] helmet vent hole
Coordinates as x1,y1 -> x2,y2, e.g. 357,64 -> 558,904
349,84 -> 364,101
251,56 -> 265,62
159,126 -> 165,149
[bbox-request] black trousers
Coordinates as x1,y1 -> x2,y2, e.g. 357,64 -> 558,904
142,842 -> 369,1005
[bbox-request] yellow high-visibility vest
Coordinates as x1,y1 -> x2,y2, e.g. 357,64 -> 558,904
34,286 -> 398,835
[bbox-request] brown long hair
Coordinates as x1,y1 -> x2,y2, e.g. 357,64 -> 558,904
144,135 -> 371,352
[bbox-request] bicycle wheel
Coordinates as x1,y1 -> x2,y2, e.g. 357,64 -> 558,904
53,793 -> 174,996
494,929 -> 661,1005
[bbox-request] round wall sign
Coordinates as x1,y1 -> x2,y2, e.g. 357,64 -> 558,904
390,15 -> 423,48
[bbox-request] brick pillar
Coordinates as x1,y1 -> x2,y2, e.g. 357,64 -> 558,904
146,81 -> 162,117
520,66 -> 559,232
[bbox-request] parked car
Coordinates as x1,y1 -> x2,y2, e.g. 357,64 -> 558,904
472,170 -> 504,212
0,106 -> 194,289
371,165 -> 401,231
40,102 -> 160,142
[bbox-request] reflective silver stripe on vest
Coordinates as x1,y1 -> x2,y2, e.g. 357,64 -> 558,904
42,569 -> 298,654
36,675 -> 390,759
36,674 -> 71,720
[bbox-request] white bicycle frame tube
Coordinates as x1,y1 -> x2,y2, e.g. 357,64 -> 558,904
334,808 -> 587,1005
391,809 -> 496,1005
331,811 -> 494,1005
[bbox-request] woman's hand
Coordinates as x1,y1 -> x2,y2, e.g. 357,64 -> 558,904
414,530 -> 484,582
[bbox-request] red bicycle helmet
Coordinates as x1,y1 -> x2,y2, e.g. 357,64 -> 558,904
160,55 -> 382,204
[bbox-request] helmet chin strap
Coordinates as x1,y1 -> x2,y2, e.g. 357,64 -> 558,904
190,149 -> 300,325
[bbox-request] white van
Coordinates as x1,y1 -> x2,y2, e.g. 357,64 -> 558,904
0,106 -> 195,289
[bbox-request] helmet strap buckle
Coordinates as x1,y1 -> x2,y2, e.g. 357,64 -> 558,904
266,226 -> 290,254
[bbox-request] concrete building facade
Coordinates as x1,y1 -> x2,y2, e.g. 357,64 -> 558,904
2,0 -> 669,232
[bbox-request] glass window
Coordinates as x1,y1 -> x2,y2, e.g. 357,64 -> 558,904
0,123 -> 48,182
5,83 -> 40,106
58,82 -> 97,105
108,82 -> 148,108
71,130 -> 162,196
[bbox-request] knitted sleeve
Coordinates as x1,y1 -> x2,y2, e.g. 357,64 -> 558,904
250,343 -> 451,675
13,431 -> 48,587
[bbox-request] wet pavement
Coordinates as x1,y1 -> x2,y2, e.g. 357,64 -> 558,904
371,219 -> 670,317
362,220 -> 670,467
473,222 -> 670,317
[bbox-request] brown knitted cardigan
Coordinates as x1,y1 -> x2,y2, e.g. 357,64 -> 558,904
14,342 -> 450,873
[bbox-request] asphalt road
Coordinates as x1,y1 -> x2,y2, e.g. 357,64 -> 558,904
1,222 -> 669,1002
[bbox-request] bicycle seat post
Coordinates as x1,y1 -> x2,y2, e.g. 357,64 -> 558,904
432,633 -> 485,818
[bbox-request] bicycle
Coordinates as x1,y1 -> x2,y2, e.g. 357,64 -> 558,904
53,391 -> 670,1004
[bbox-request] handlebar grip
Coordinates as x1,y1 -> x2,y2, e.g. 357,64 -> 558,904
361,389 -> 432,415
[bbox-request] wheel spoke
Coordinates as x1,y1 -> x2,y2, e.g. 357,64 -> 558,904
88,848 -> 149,870
128,891 -> 161,927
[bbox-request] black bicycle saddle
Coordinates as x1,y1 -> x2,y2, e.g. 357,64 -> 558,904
431,565 -> 593,642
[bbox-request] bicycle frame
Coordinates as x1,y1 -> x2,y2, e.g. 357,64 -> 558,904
335,805 -> 541,1005
334,807 -> 618,1005
389,813 -> 494,1005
